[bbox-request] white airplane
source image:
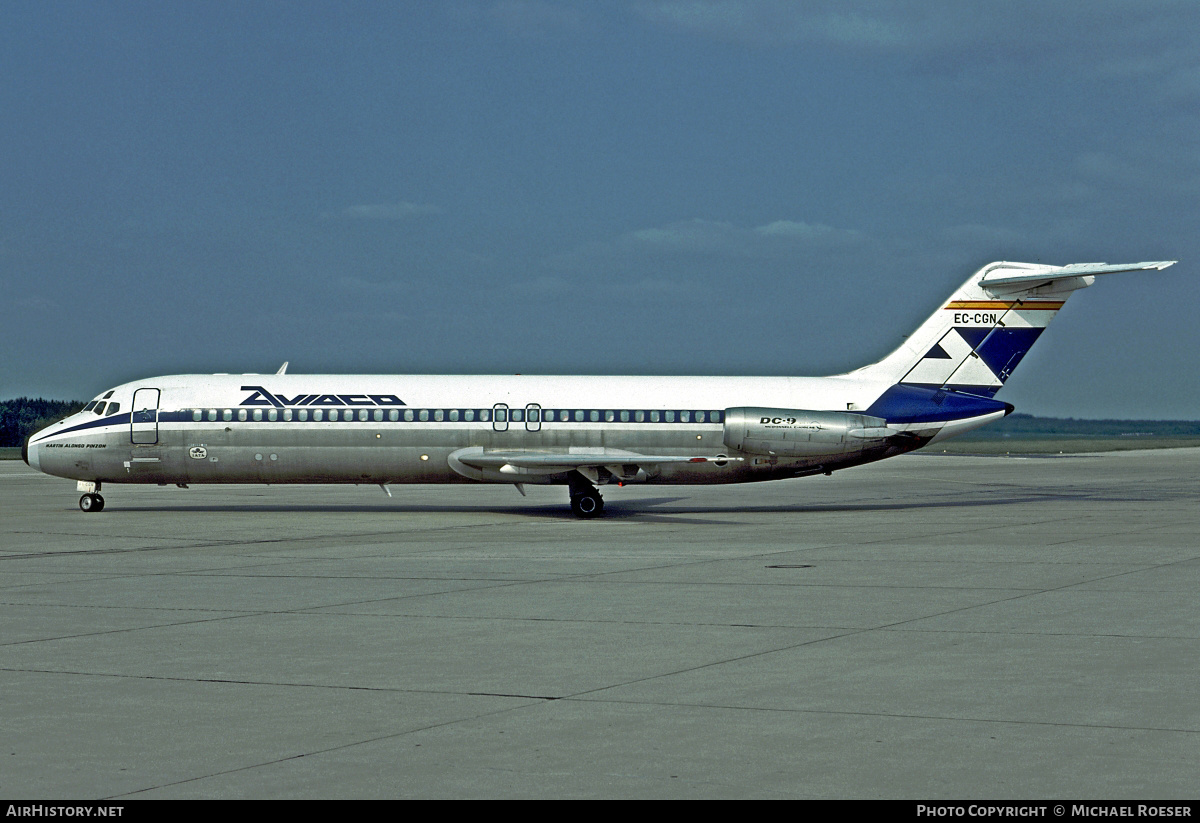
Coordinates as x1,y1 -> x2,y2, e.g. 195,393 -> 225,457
24,259 -> 1175,517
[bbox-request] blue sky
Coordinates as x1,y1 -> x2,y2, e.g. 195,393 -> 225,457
3,1 -> 1198,418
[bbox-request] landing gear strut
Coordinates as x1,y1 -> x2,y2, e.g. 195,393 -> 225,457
567,471 -> 604,519
79,493 -> 105,513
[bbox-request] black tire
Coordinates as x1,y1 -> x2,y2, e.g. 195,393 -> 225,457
79,493 -> 104,513
570,493 -> 603,519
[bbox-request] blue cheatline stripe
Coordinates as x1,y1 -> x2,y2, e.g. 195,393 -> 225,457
866,384 -> 1012,424
30,413 -> 132,443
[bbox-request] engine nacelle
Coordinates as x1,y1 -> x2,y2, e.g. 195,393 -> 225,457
723,407 -> 896,457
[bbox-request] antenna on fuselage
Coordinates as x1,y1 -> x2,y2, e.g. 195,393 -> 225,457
276,362 -> 289,375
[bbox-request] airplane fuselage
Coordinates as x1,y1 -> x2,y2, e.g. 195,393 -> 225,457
28,373 -> 986,490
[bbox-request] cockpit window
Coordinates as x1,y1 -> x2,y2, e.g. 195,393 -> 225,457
102,391 -> 114,399
94,403 -> 107,415
108,403 -> 119,415
84,401 -> 98,412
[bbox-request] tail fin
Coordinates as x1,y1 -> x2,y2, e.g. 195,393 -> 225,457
850,260 -> 1176,396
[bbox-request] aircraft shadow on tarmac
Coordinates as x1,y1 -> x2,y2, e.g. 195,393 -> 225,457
99,487 -> 1146,525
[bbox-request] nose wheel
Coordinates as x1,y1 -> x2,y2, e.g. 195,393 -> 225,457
79,493 -> 105,513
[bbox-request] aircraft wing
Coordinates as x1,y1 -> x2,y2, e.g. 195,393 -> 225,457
455,450 -> 741,470
980,260 -> 1176,292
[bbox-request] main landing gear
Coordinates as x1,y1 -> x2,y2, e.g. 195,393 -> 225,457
567,471 -> 604,519
79,493 -> 105,513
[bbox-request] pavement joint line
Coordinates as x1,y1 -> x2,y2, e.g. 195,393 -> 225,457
105,699 -> 548,799
0,612 -> 273,647
6,664 -> 1199,738
544,557 -> 1200,703
561,696 -> 1200,735
0,665 -> 554,700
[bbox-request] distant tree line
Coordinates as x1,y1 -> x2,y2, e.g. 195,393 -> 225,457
0,398 -> 85,447
958,412 -> 1200,438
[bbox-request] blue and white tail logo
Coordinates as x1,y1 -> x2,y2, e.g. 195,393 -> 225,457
899,297 -> 1061,396
850,260 -> 1175,397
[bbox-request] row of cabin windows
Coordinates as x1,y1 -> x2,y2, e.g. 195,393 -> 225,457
187,408 -> 725,424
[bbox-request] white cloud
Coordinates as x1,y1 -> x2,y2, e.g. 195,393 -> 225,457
542,216 -> 870,281
626,217 -> 863,253
634,1 -> 937,49
754,219 -> 852,240
634,0 -> 1200,95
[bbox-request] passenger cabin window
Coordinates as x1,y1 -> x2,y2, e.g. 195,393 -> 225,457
650,411 -> 660,422
192,410 -> 202,422
238,409 -> 248,422
298,409 -> 308,421
283,409 -> 292,421
268,409 -> 278,422
223,409 -> 233,422
389,410 -> 398,422
464,409 -> 474,422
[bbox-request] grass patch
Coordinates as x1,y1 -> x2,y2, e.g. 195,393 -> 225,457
932,437 -> 1200,455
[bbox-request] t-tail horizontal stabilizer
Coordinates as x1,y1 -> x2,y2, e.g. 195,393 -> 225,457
979,260 -> 1177,292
